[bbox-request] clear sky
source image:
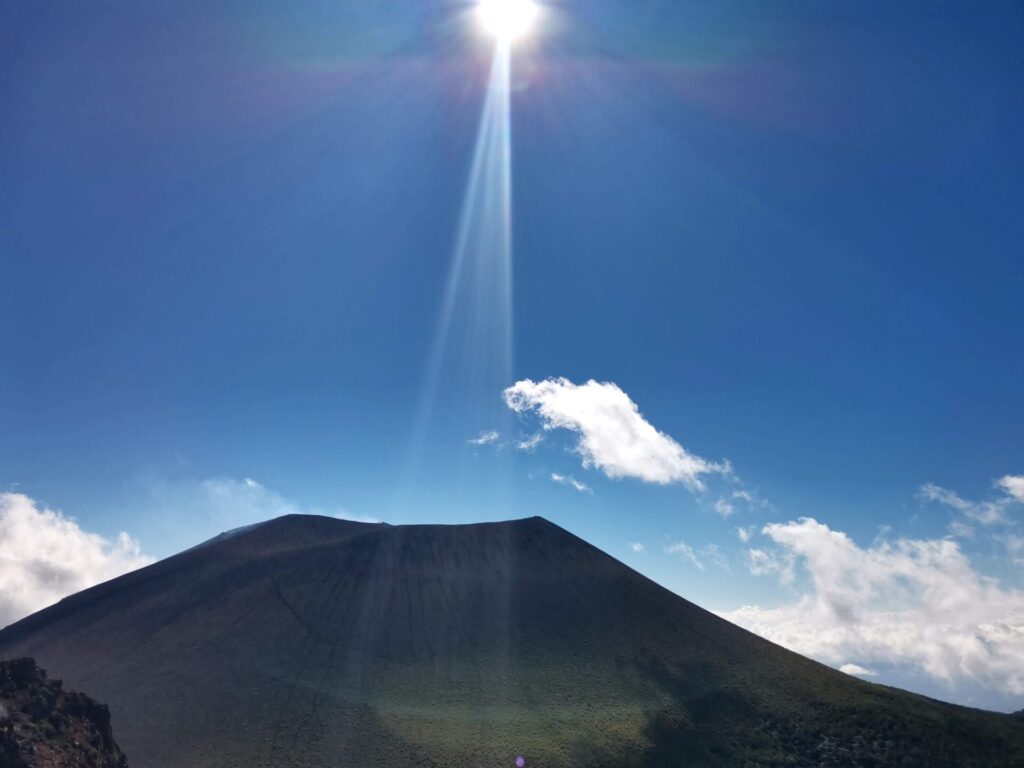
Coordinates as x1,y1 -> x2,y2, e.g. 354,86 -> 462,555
2,0 -> 1023,711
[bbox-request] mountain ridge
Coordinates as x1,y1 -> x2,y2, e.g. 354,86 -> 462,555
0,513 -> 1021,767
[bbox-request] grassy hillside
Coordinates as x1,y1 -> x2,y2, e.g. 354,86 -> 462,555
0,515 -> 1020,767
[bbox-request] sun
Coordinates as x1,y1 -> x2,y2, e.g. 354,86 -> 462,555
477,0 -> 540,43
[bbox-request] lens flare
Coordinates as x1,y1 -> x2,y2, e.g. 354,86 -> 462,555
477,0 -> 539,43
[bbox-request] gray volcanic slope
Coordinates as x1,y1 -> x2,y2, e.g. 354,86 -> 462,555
0,515 -> 1021,767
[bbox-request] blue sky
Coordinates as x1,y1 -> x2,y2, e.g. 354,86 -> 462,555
2,1 -> 1023,710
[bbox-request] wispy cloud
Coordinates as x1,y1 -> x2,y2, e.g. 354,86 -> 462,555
516,433 -> 544,452
723,517 -> 1024,695
700,543 -> 730,571
919,482 -> 1009,525
468,430 -> 501,446
948,520 -> 975,539
0,493 -> 153,627
504,377 -> 727,490
550,472 -> 591,494
630,542 -> 645,554
730,488 -> 775,512
665,540 -> 705,571
147,476 -> 379,533
202,477 -> 378,524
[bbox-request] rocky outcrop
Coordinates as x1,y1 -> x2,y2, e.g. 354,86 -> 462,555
0,657 -> 127,768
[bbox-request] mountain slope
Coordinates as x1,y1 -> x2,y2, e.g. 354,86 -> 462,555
0,514 -> 1021,767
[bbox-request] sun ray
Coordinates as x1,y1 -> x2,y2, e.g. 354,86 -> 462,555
405,40 -> 515,498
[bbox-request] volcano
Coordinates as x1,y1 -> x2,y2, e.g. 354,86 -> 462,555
0,514 -> 1020,766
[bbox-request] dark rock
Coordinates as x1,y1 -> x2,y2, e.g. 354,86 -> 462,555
0,657 -> 127,767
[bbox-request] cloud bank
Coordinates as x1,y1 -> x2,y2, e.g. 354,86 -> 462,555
504,377 -> 725,489
0,493 -> 153,628
723,517 -> 1024,695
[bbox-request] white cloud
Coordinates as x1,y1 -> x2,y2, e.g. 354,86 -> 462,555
920,482 -> 1008,525
744,547 -> 795,583
0,493 -> 153,628
999,475 -> 1024,503
550,473 -> 591,494
736,525 -> 755,543
468,430 -> 501,446
630,542 -> 645,554
713,498 -> 735,518
665,541 -> 705,571
503,378 -> 726,489
723,517 -> 1024,695
516,433 -> 544,452
839,663 -> 877,677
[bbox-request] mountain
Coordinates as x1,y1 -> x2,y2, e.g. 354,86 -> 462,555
0,514 -> 1021,767
0,657 -> 128,767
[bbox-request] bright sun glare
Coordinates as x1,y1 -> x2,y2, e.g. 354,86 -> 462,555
477,0 -> 539,43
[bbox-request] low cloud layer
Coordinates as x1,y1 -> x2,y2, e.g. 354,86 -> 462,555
723,517 -> 1024,696
504,378 -> 725,489
0,493 -> 152,628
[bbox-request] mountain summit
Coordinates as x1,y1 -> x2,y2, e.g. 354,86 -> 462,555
0,514 -> 1021,766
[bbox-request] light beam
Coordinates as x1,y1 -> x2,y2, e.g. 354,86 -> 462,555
407,43 -> 515,489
